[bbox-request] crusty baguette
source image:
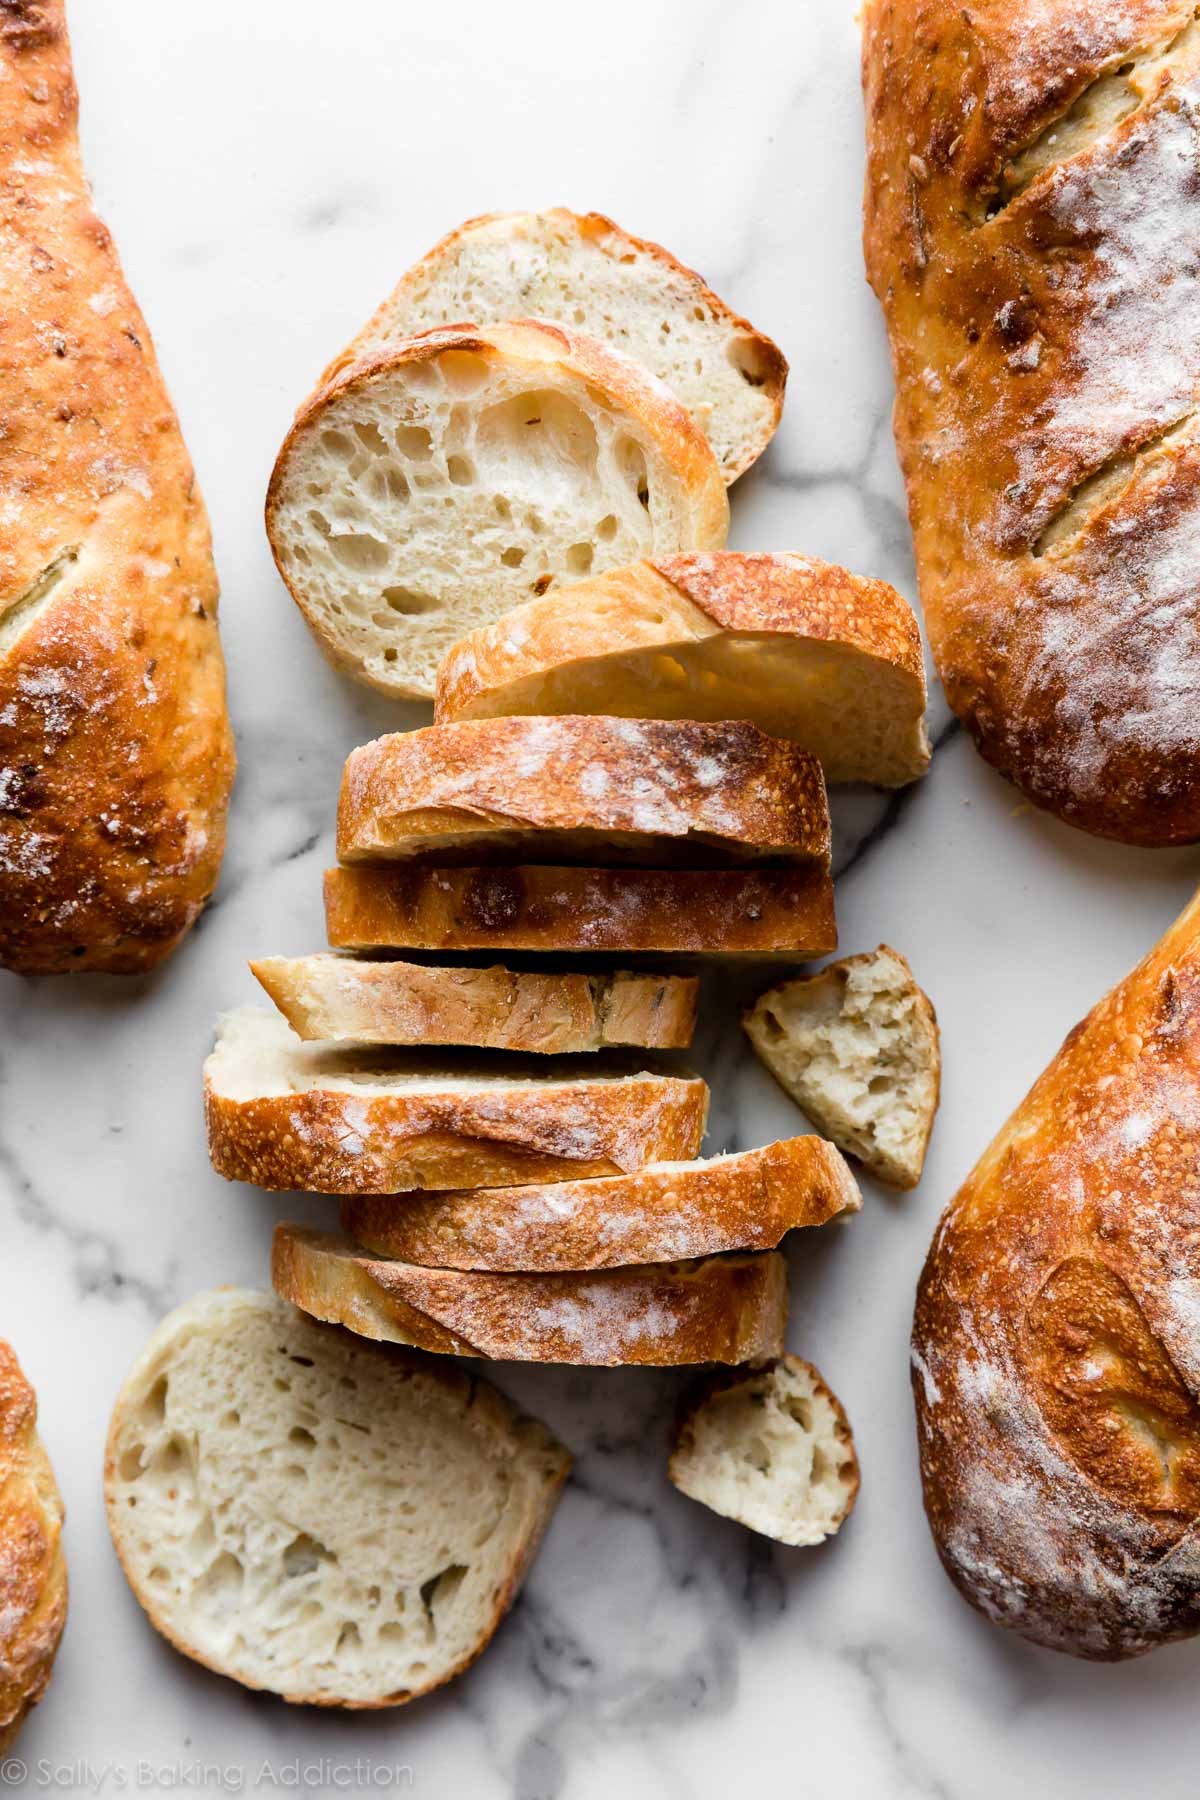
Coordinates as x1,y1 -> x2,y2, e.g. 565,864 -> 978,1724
337,716 -> 830,868
0,1339 -> 66,1752
340,1136 -> 860,1270
273,1227 -> 787,1367
436,554 -> 930,787
913,884 -> 1200,1660
251,955 -> 698,1051
0,0 -> 233,972
669,1355 -> 860,1546
863,0 -> 1200,844
324,864 -> 837,959
267,319 -> 729,701
204,1007 -> 707,1193
323,209 -> 787,481
104,1289 -> 569,1708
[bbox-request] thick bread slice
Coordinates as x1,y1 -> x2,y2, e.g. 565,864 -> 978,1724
204,1007 -> 707,1193
267,319 -> 729,700
337,717 -> 830,868
322,209 -> 787,482
103,1289 -> 569,1708
0,1340 -> 67,1752
437,554 -> 930,787
251,955 -> 698,1052
325,864 -> 838,959
340,1137 -> 861,1270
669,1355 -> 860,1546
744,946 -> 939,1188
273,1227 -> 787,1367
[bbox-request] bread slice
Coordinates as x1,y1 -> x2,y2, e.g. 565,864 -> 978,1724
340,1137 -> 861,1270
103,1289 -> 569,1708
437,554 -> 930,788
204,1007 -> 707,1193
267,319 -> 729,700
322,209 -> 787,482
744,946 -> 939,1188
324,864 -> 837,959
273,1227 -> 787,1367
251,955 -> 698,1052
669,1355 -> 859,1545
337,717 -> 830,868
0,1340 -> 67,1752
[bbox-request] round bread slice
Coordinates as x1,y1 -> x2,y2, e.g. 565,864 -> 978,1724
273,1227 -> 787,1367
250,956 -> 698,1052
668,1355 -> 859,1546
103,1289 -> 570,1708
323,209 -> 787,481
340,1137 -> 861,1270
436,554 -> 930,787
337,716 -> 830,868
267,319 -> 729,700
0,1340 -> 67,1752
204,1007 -> 708,1193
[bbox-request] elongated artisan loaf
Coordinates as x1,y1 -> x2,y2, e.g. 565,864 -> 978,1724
863,0 -> 1200,844
0,1339 -> 66,1750
914,885 -> 1200,1659
0,0 -> 234,970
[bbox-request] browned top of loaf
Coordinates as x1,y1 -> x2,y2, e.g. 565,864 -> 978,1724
913,883 -> 1200,1659
337,716 -> 831,867
0,1337 -> 66,1751
863,0 -> 1200,844
0,0 -> 233,970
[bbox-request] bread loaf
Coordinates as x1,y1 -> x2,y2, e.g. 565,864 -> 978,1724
0,1339 -> 66,1750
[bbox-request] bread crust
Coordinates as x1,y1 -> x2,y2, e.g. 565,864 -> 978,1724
863,0 -> 1200,844
0,0 -> 233,971
0,1338 -> 66,1750
340,1136 -> 862,1270
324,863 -> 838,959
914,885 -> 1200,1658
337,716 -> 831,868
273,1227 -> 788,1367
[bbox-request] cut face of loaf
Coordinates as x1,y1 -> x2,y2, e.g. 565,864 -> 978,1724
204,1007 -> 708,1193
437,554 -> 930,788
103,1289 -> 569,1708
251,955 -> 698,1052
322,209 -> 788,481
267,319 -> 729,700
337,717 -> 831,868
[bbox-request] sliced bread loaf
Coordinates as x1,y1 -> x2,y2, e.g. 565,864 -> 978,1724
340,1137 -> 861,1270
204,1007 -> 707,1193
251,956 -> 698,1052
0,1340 -> 67,1752
436,553 -> 930,787
104,1289 -> 569,1707
273,1227 -> 787,1367
337,717 -> 830,868
267,319 -> 729,700
322,209 -> 787,481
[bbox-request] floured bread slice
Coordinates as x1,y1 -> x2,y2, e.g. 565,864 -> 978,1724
267,319 -> 729,700
341,1136 -> 861,1270
0,1340 -> 67,1751
204,1007 -> 707,1193
104,1289 -> 569,1708
322,209 -> 787,481
438,554 -> 930,787
669,1355 -> 859,1546
251,955 -> 698,1052
324,864 -> 837,959
338,717 -> 830,868
273,1227 -> 787,1367
744,946 -> 939,1189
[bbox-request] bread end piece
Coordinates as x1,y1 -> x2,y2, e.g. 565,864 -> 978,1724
0,1340 -> 67,1751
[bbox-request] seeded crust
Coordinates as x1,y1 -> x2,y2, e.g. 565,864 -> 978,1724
0,1338 -> 66,1750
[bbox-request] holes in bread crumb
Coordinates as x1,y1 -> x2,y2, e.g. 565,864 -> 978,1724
329,532 -> 390,575
198,1552 -> 244,1604
219,1410 -> 240,1430
615,438 -> 650,509
476,389 -> 599,475
149,1565 -> 170,1587
729,337 -> 770,387
141,1375 -> 169,1428
493,496 -> 512,523
500,546 -> 525,568
438,349 -> 489,391
118,1443 -> 146,1481
419,1563 -> 468,1631
785,1395 -> 814,1432
353,421 -> 389,456
320,429 -> 356,460
446,454 -> 474,486
596,514 -> 618,541
337,1621 -> 361,1652
566,543 -> 593,575
394,425 -> 433,460
379,1621 -> 407,1645
532,574 -> 554,596
283,1532 -> 336,1578
380,584 -> 439,616
288,1426 -> 317,1452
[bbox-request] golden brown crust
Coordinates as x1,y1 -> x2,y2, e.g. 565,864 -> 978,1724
0,0 -> 233,970
913,885 -> 1200,1658
0,1338 -> 66,1750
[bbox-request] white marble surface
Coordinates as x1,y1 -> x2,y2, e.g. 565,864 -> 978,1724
3,2 -> 1200,1795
